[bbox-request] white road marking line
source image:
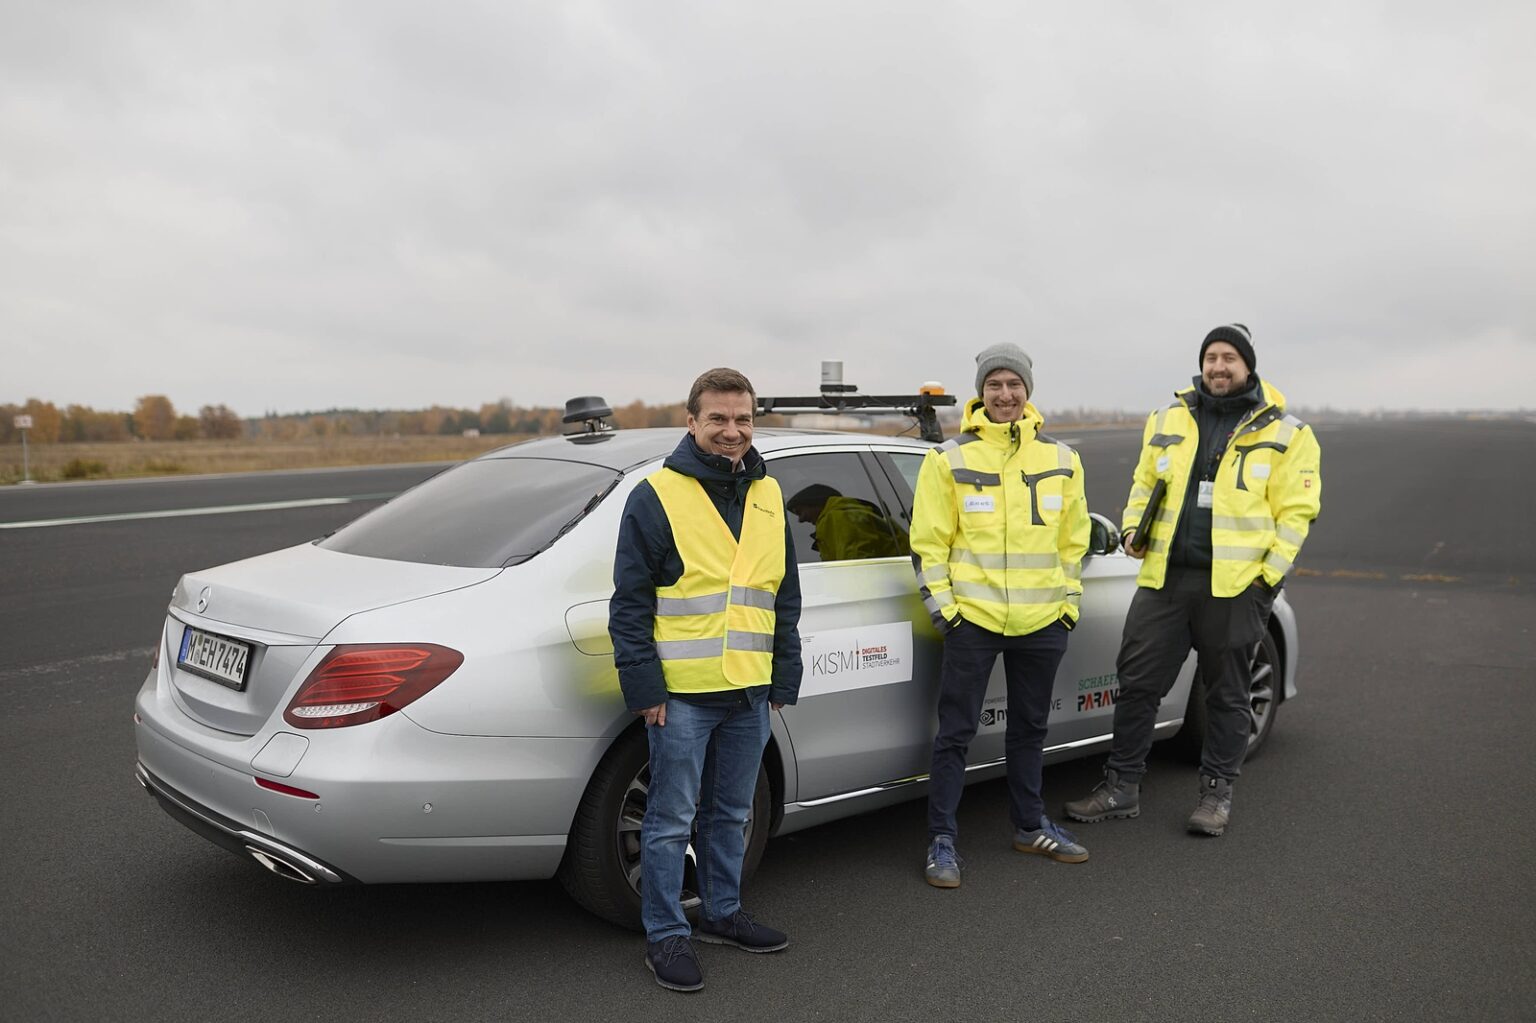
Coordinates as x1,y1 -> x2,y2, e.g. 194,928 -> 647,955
0,461 -> 452,490
0,495 -> 386,530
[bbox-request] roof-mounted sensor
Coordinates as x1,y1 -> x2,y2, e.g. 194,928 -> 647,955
562,396 -> 616,443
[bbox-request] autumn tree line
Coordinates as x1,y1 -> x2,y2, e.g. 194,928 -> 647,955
0,397 -> 693,445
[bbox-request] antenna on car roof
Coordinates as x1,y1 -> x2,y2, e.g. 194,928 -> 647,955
755,361 -> 957,443
562,396 -> 616,441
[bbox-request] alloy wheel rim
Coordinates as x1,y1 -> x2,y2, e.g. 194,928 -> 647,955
1247,641 -> 1275,748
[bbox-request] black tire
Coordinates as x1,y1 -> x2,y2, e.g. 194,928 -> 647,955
1168,628 -> 1281,764
556,725 -> 772,932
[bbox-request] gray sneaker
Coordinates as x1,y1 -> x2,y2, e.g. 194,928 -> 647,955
1187,775 -> 1233,836
924,835 -> 961,888
1063,768 -> 1141,823
1013,816 -> 1089,863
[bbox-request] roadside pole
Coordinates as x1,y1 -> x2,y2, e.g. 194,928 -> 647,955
14,414 -> 33,483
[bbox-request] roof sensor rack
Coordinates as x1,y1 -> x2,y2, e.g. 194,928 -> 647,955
756,361 -> 956,443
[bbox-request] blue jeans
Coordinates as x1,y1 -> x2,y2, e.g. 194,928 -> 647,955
641,696 -> 770,942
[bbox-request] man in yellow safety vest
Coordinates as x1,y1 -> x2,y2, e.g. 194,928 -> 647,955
911,343 -> 1092,888
608,367 -> 802,992
1064,323 -> 1321,836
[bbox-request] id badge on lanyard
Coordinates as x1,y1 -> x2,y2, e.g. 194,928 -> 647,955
1201,426 -> 1234,510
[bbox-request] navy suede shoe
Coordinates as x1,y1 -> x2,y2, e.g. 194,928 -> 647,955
695,910 -> 789,953
645,936 -> 704,992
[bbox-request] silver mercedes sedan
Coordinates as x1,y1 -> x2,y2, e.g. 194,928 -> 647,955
133,425 -> 1299,929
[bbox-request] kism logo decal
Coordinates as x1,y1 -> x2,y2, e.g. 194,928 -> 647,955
810,641 -> 899,676
797,622 -> 914,699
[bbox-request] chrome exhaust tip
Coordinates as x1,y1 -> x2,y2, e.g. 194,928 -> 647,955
245,846 -> 320,884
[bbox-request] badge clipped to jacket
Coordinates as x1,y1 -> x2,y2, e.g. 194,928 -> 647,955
1197,480 -> 1215,509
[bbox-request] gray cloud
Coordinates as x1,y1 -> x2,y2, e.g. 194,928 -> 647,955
2,1 -> 1531,415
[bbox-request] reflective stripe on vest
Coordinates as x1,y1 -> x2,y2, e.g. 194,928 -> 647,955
949,549 -> 1062,571
648,468 -> 785,692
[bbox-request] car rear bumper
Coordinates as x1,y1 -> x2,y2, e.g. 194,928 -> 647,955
137,762 -> 356,884
135,670 -> 607,884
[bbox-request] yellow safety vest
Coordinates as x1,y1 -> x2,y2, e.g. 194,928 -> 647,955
910,399 -> 1090,636
1122,379 -> 1322,597
648,468 -> 786,692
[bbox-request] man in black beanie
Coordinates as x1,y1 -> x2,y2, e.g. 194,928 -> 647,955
1064,323 -> 1321,836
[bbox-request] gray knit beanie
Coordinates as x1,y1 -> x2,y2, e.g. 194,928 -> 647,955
974,343 -> 1034,397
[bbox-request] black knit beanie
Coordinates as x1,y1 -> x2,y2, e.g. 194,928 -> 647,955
1199,323 -> 1256,372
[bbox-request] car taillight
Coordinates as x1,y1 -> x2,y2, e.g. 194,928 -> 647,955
282,644 -> 464,729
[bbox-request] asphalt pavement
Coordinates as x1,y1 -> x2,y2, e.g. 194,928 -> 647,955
1,421 -> 1533,1022
0,464 -> 443,670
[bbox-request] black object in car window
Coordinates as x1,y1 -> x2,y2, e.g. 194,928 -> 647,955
318,457 -> 621,568
767,452 -> 909,565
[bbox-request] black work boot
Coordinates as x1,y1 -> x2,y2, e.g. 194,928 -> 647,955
1187,775 -> 1233,836
1063,768 -> 1141,823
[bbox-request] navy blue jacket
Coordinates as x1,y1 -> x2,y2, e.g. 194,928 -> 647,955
609,434 -> 803,712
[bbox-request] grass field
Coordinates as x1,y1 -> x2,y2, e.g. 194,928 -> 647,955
0,434 -> 531,485
0,414 -> 1157,486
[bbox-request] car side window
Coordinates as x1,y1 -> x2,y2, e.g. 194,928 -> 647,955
882,451 -> 925,504
766,452 -> 909,565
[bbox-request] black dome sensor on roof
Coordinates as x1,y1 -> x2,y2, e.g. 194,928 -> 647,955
563,396 -> 616,441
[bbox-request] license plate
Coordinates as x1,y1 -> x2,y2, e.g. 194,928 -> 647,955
178,626 -> 252,690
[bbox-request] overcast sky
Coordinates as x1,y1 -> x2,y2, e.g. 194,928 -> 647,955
4,1 -> 1532,416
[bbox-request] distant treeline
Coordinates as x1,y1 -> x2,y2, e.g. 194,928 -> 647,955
244,399 -> 694,441
6,395 -> 1510,447
0,396 -> 692,444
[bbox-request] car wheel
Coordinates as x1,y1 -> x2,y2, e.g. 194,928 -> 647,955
557,725 -> 772,932
1168,628 -> 1281,764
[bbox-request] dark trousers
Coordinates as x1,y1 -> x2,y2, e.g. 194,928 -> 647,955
1106,568 -> 1274,783
927,619 -> 1070,839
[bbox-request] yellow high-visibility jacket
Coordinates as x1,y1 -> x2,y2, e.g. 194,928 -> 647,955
910,399 -> 1089,636
648,468 -> 786,692
813,496 -> 910,561
1122,379 -> 1321,596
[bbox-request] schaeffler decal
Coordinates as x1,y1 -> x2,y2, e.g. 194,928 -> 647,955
1077,673 -> 1120,712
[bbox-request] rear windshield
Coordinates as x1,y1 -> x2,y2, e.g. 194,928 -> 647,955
317,457 -> 620,568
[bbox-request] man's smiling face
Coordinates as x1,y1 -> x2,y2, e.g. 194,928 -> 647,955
981,369 -> 1028,423
687,389 -> 755,461
1201,341 -> 1251,396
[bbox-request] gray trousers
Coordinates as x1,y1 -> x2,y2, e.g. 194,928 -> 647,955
1106,568 -> 1275,782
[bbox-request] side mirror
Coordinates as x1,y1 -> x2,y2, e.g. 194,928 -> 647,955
1088,512 -> 1121,557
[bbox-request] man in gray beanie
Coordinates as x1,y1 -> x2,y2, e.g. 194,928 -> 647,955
974,343 -> 1035,399
910,343 -> 1091,887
